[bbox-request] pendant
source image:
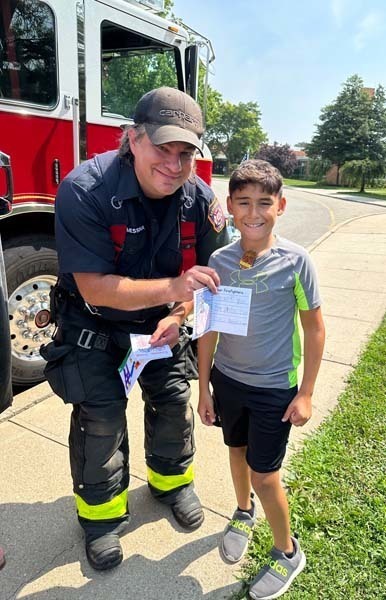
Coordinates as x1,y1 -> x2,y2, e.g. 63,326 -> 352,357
239,250 -> 257,270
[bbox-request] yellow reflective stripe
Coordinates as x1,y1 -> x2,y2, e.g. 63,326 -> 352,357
147,463 -> 194,492
75,489 -> 128,520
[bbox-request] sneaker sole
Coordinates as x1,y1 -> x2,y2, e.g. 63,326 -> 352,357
249,552 -> 306,600
219,538 -> 248,564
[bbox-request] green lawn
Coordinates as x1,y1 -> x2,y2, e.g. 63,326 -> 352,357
283,179 -> 342,189
284,179 -> 386,201
235,315 -> 386,599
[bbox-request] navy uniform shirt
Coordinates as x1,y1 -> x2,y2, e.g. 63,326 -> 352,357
55,150 -> 228,323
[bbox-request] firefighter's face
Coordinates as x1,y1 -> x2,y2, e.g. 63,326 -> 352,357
128,129 -> 196,198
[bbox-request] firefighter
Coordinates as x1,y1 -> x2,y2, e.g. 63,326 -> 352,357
41,87 -> 229,570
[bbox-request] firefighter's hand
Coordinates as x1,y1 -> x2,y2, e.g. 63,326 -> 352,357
198,390 -> 216,426
149,315 -> 180,348
173,265 -> 220,301
281,391 -> 312,427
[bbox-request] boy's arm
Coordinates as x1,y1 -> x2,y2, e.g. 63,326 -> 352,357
282,306 -> 325,426
197,331 -> 219,426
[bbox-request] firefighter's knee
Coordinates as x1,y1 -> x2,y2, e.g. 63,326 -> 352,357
145,401 -> 195,461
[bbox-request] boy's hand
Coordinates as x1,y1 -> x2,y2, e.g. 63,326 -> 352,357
198,390 -> 216,426
281,391 -> 312,427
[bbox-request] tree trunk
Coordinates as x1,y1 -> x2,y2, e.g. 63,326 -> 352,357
360,172 -> 365,193
336,166 -> 340,186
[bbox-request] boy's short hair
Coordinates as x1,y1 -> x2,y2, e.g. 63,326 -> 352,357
229,159 -> 283,197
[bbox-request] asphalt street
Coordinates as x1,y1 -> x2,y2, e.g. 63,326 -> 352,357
211,176 -> 386,248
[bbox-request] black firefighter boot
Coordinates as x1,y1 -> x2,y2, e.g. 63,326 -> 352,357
170,487 -> 204,531
85,532 -> 123,570
84,517 -> 130,571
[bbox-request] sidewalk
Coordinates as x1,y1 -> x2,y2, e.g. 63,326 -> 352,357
288,185 -> 386,208
1,213 -> 386,600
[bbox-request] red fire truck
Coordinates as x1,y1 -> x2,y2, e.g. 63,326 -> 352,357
0,0 -> 214,386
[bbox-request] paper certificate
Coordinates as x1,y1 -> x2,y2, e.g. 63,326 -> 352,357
130,334 -> 172,361
118,350 -> 147,397
192,285 -> 252,339
118,334 -> 172,397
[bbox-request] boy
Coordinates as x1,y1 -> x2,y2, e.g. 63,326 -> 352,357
197,160 -> 325,599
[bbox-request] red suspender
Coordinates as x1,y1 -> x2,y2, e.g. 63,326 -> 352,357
109,225 -> 127,261
180,221 -> 197,273
110,222 -> 197,272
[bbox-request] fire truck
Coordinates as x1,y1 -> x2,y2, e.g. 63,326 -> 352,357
0,152 -> 12,408
0,0 -> 214,386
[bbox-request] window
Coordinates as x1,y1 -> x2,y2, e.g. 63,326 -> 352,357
101,21 -> 181,119
0,0 -> 57,106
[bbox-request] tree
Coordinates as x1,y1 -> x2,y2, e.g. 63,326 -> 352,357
308,158 -> 332,182
254,142 -> 298,177
307,75 -> 386,188
340,159 -> 386,193
205,101 -> 267,171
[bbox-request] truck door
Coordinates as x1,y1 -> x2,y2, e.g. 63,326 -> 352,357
0,152 -> 13,413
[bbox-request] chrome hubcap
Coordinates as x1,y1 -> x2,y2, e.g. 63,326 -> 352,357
8,275 -> 56,362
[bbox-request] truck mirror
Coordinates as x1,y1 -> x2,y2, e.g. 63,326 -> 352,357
0,152 -> 13,216
185,44 -> 199,100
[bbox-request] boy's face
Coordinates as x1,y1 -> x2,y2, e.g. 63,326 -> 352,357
227,183 -> 286,251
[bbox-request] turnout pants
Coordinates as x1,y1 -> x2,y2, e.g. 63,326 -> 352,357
41,315 -> 195,535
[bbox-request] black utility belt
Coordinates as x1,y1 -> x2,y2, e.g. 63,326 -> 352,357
55,326 -> 116,352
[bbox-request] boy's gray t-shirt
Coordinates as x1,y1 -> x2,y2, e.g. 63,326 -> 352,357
208,236 -> 321,389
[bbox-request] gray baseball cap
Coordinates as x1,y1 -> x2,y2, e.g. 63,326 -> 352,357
134,87 -> 204,154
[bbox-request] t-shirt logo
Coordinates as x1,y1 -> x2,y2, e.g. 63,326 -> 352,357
230,269 -> 270,294
208,197 -> 225,232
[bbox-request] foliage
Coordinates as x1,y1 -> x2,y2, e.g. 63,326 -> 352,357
254,142 -> 298,177
307,75 -> 386,189
340,159 -> 386,192
205,100 -> 267,170
236,315 -> 386,599
308,158 -> 332,182
102,51 -> 178,118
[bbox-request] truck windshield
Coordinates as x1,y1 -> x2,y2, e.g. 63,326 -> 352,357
101,20 -> 180,119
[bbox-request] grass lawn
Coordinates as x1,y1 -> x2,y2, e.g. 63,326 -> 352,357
283,179 -> 343,189
284,179 -> 386,201
235,315 -> 386,599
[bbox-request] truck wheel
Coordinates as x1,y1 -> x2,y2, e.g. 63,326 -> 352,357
3,235 -> 58,386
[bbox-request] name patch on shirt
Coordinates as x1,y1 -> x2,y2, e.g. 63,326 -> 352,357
127,225 -> 145,234
208,197 -> 225,232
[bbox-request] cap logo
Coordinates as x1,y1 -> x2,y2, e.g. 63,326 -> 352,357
159,109 -> 200,127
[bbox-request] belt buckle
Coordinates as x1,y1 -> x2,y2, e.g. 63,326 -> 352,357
77,328 -> 95,349
94,333 -> 109,351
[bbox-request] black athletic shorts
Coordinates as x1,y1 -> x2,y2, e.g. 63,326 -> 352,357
210,365 -> 298,473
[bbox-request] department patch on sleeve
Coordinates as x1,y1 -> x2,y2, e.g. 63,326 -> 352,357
208,197 -> 226,232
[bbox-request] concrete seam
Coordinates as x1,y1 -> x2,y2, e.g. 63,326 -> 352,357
0,392 -> 55,423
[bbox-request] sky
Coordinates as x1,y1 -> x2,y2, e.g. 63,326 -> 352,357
172,0 -> 386,148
